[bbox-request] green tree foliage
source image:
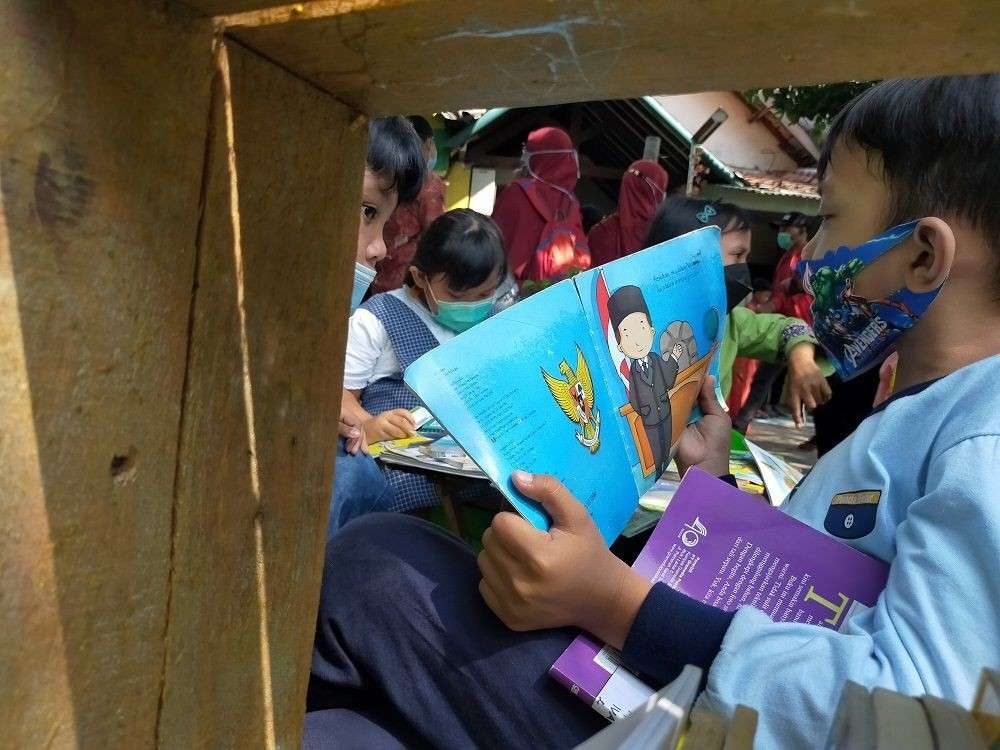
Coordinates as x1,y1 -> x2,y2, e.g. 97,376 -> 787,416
745,81 -> 878,140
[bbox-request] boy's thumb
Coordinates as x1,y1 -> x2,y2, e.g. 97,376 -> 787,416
512,471 -> 589,531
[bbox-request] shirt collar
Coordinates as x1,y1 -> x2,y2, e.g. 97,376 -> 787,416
869,376 -> 941,415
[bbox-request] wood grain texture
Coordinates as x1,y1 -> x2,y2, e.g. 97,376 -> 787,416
0,1 -> 214,747
224,0 -> 1000,114
183,0 -> 288,14
157,39 -> 365,748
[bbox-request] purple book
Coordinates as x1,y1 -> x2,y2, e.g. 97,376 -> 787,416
550,468 -> 890,720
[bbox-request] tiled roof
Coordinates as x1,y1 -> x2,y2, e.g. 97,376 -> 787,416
732,167 -> 819,199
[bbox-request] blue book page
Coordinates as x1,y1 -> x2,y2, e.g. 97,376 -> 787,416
573,226 -> 727,498
405,280 -> 638,543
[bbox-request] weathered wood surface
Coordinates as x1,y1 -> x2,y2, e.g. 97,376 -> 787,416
217,0 -> 1000,114
0,1 -> 215,747
183,0 -> 286,14
157,39 -> 365,748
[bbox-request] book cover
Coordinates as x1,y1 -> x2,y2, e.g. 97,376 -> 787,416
404,227 -> 727,543
550,469 -> 890,717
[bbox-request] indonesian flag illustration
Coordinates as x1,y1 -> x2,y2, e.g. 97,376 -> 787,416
595,271 -> 631,395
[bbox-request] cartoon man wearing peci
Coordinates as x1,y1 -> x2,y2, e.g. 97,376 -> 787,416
608,285 -> 683,475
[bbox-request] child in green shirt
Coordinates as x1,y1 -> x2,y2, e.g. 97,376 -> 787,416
646,196 -> 831,425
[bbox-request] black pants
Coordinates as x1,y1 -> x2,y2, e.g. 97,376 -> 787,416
305,514 -> 607,749
812,368 -> 879,456
734,362 -> 785,431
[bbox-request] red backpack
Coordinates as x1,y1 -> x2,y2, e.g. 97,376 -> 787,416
512,177 -> 591,282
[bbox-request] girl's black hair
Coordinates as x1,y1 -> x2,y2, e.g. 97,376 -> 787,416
368,116 -> 425,204
408,115 -> 435,142
645,195 -> 749,247
820,75 -> 1000,252
407,209 -> 507,292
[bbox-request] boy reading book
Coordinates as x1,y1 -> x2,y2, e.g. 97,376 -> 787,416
304,76 -> 1000,749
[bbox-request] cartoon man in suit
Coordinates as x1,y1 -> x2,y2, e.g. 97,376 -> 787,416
609,285 -> 683,475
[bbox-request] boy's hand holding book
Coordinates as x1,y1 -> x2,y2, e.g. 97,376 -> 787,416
477,376 -> 732,649
478,470 -> 654,650
673,376 -> 731,478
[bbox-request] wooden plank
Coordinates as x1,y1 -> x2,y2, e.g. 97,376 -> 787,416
0,2 -> 215,747
157,39 -> 365,748
223,0 -> 1000,114
183,0 -> 289,14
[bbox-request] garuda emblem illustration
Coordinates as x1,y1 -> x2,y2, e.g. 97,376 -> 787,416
541,345 -> 601,453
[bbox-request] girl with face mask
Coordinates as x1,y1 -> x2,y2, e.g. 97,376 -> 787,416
337,209 -> 506,521
645,196 -> 832,429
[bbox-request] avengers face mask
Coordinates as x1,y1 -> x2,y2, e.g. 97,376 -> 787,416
724,263 -> 753,312
797,220 -> 944,380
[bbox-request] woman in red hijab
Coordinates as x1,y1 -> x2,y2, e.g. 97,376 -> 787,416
491,127 -> 590,283
587,159 -> 668,266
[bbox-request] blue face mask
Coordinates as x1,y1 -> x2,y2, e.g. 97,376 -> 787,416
797,220 -> 944,380
351,263 -> 377,312
427,285 -> 494,333
777,231 -> 795,251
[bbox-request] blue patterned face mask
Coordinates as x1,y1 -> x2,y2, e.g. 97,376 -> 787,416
797,220 -> 945,380
351,263 -> 377,312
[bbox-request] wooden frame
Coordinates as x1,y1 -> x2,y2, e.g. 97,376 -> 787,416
2,0 -> 996,746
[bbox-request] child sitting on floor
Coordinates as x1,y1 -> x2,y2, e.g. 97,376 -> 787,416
307,75 -> 1000,749
646,196 -> 831,427
333,208 -> 506,529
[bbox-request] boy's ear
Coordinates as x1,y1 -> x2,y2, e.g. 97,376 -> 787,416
617,342 -> 624,355
905,217 -> 955,294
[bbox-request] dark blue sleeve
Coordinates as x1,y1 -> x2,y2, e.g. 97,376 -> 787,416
619,583 -> 734,689
617,471 -> 738,688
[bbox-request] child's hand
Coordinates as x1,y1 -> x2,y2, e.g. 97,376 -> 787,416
674,375 -> 731,477
338,416 -> 369,455
786,343 -> 833,428
478,471 -> 652,648
363,409 -> 416,444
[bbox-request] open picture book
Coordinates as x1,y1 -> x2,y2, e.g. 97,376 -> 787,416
405,227 -> 727,542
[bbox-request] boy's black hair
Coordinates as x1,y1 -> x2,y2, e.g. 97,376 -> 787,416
368,116 -> 425,204
752,277 -> 772,293
645,195 -> 748,247
408,115 -> 435,143
407,209 -> 506,293
820,75 -> 1000,251
607,285 -> 650,343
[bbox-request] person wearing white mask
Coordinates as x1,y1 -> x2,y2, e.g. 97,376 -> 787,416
328,117 -> 424,539
341,116 -> 426,451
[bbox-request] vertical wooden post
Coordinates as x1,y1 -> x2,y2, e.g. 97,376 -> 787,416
0,2 -> 214,746
2,3 -> 363,747
156,40 -> 365,748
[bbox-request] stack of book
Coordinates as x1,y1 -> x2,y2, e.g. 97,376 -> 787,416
827,669 -> 999,749
573,666 -> 759,750
551,470 -> 889,720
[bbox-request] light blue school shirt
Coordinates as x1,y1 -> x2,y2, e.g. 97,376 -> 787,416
700,353 -> 1000,748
